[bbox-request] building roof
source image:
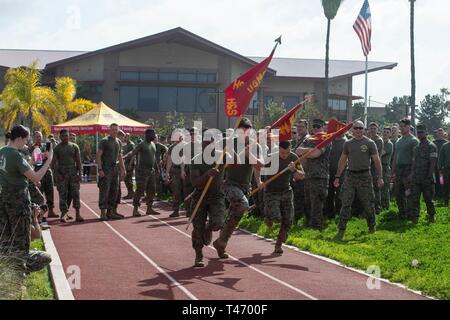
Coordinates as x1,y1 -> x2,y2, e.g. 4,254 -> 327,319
249,57 -> 397,80
0,49 -> 87,69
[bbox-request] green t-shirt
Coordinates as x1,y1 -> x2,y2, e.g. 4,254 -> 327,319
329,137 -> 347,175
122,141 -> 135,157
343,137 -> 378,171
395,135 -> 419,166
433,139 -> 446,155
0,146 -> 33,189
190,152 -> 225,196
381,139 -> 393,166
99,136 -> 122,168
370,135 -> 384,171
266,152 -> 299,193
135,141 -> 167,170
438,142 -> 450,169
54,142 -> 80,167
225,139 -> 262,188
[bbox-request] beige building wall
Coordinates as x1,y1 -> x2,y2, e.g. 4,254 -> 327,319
55,55 -> 104,81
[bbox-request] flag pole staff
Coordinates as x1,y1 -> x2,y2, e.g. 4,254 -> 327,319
185,37 -> 282,231
364,55 -> 369,126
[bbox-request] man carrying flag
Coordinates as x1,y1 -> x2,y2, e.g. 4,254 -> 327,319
333,120 -> 384,240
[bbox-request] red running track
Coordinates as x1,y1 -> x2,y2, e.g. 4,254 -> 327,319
47,183 -> 429,300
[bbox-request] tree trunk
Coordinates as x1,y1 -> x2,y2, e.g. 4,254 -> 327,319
410,0 -> 416,126
324,18 -> 331,117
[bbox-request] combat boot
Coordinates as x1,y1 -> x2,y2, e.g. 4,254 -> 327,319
110,208 -> 125,220
334,229 -> 345,241
100,209 -> 108,221
169,209 -> 180,218
368,225 -> 376,234
146,206 -> 160,216
212,216 -> 240,259
194,249 -> 205,268
123,192 -> 134,200
75,209 -> 84,223
203,223 -> 213,246
48,208 -> 59,218
274,228 -> 288,254
132,206 -> 142,217
427,215 -> 436,223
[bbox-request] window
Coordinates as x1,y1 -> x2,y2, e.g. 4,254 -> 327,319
264,96 -> 274,106
328,99 -> 347,111
140,72 -> 158,81
197,73 -> 208,82
119,86 -> 139,110
207,73 -> 217,82
282,96 -> 300,109
159,72 -> 177,81
177,87 -> 197,112
197,88 -> 216,113
178,73 -> 197,82
120,72 -> 139,80
139,87 -> 158,112
158,87 -> 177,111
77,85 -> 102,102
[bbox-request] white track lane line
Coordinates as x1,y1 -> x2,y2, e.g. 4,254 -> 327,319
125,203 -> 318,301
80,200 -> 198,301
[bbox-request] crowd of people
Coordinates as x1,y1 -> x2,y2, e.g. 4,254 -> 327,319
0,116 -> 448,270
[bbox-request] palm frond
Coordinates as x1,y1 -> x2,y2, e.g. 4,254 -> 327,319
321,0 -> 344,20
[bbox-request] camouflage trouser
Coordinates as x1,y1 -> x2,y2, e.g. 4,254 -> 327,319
381,165 -> 391,209
170,167 -> 183,211
395,166 -> 413,218
292,180 -> 306,221
338,171 -> 376,231
183,166 -> 194,217
264,190 -> 294,229
411,179 -> 436,219
133,167 -> 156,208
191,193 -> 226,250
98,167 -> 119,210
371,169 -> 382,213
434,168 -> 442,199
56,166 -> 80,213
38,169 -> 54,210
28,183 -> 45,206
305,178 -> 328,229
124,159 -> 135,196
223,182 -> 250,219
442,168 -> 450,205
0,188 -> 31,254
325,174 -> 342,219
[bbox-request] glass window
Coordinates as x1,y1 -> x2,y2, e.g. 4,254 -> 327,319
197,73 -> 208,82
207,73 -> 217,82
159,73 -> 177,81
177,88 -> 197,112
139,87 -> 158,112
282,96 -> 300,109
178,73 -> 197,82
158,87 -> 177,111
140,72 -> 158,81
119,86 -> 139,110
264,96 -> 274,106
77,85 -> 102,102
197,88 -> 216,113
120,72 -> 139,80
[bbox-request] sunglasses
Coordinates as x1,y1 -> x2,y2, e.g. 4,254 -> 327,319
353,127 -> 364,130
417,131 -> 425,134
312,125 -> 322,129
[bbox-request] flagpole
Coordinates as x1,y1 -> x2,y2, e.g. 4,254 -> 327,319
364,55 -> 369,126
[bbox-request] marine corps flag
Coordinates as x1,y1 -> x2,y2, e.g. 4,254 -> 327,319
270,103 -> 303,141
310,122 -> 354,150
224,37 -> 281,118
327,118 -> 347,134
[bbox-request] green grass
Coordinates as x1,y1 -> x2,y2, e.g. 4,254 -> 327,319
21,240 -> 55,300
240,201 -> 450,300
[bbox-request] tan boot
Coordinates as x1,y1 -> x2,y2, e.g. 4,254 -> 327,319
212,216 -> 240,259
133,207 -> 142,217
75,209 -> 84,222
100,209 -> 109,221
110,208 -> 125,220
60,211 -> 69,223
194,249 -> 205,268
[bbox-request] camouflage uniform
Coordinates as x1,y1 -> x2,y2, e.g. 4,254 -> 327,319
301,139 -> 330,230
381,139 -> 393,209
438,142 -> 450,206
122,141 -> 136,197
371,135 -> 384,214
98,137 -> 122,211
168,143 -> 185,214
36,166 -> 54,211
433,138 -> 446,199
183,142 -> 195,217
325,137 -> 346,219
292,134 -> 309,221
410,140 -> 437,220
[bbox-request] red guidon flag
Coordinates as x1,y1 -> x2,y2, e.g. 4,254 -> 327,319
310,122 -> 354,150
327,118 -> 347,134
224,44 -> 279,118
270,103 -> 303,141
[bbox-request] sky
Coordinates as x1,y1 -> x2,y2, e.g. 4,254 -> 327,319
1,0 -> 449,108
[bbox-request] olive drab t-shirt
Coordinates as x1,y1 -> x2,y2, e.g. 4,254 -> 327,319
370,135 -> 384,171
0,146 -> 33,189
190,152 -> 225,196
265,152 -> 299,193
53,142 -> 80,167
381,139 -> 393,166
99,136 -> 122,168
225,138 -> 262,188
343,137 -> 378,171
134,141 -> 167,170
329,137 -> 347,176
395,135 -> 419,166
438,142 -> 450,169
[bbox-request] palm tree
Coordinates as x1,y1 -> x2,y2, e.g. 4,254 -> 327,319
409,0 -> 416,125
52,77 -> 96,124
0,61 -> 55,133
321,0 -> 344,117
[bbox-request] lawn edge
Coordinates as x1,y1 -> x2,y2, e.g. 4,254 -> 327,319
238,228 -> 438,300
42,229 -> 75,300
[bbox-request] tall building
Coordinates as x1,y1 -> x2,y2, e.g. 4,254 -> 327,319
0,27 -> 397,129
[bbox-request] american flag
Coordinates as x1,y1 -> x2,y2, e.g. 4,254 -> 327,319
353,0 -> 372,56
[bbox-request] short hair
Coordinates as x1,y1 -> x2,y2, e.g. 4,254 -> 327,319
7,126 -> 30,141
297,119 -> 308,127
383,127 -> 392,131
70,133 -> 76,137
59,129 -> 69,135
110,123 -> 119,128
279,140 -> 291,150
399,118 -> 411,126
369,122 -> 379,128
145,128 -> 155,135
